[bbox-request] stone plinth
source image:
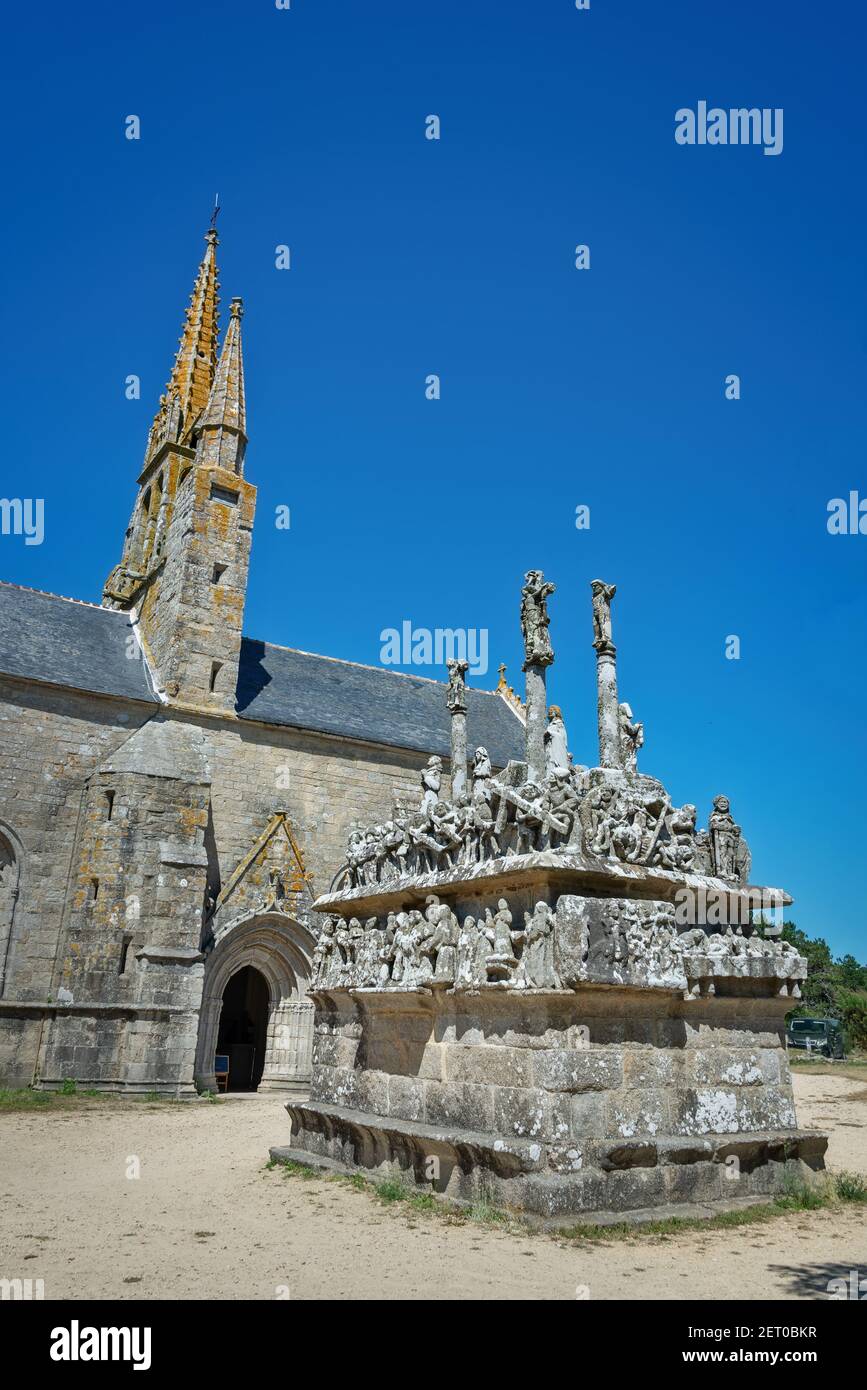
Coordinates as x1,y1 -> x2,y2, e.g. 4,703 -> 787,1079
279,984 -> 824,1218
277,853 -> 826,1220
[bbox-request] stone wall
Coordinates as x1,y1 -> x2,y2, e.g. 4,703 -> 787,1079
0,674 -> 448,1090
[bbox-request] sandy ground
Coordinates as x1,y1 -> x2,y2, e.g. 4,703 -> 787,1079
1,1071 -> 864,1301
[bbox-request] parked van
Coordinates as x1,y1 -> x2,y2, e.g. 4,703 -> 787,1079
786,1017 -> 845,1059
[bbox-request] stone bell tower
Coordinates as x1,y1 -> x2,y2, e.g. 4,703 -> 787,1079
103,223 -> 256,716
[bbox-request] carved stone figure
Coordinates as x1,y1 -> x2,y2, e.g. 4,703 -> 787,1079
584,783 -> 619,858
520,569 -> 556,670
311,916 -> 337,988
445,657 -> 469,714
455,915 -> 480,990
591,579 -> 616,649
260,866 -> 288,911
427,898 -> 459,986
544,705 -> 570,774
709,795 -> 751,884
391,911 -> 419,985
473,911 -> 495,984
543,768 -> 580,848
471,746 -> 493,802
486,899 -> 520,982
516,902 -> 562,988
471,786 -> 499,861
660,803 -> 697,872
514,781 -> 546,854
419,756 -> 443,816
618,701 -> 644,775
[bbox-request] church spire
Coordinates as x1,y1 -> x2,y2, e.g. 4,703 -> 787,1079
145,226 -> 221,461
196,297 -> 247,474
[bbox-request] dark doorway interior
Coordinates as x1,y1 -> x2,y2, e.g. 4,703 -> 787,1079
216,965 -> 269,1091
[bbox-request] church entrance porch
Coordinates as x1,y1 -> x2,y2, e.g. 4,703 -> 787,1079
194,914 -> 315,1096
216,965 -> 269,1091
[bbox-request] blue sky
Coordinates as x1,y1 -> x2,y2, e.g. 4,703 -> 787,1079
1,1 -> 865,955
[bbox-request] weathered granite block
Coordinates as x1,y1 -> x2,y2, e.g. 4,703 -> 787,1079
534,1047 -> 623,1093
445,1044 -> 532,1088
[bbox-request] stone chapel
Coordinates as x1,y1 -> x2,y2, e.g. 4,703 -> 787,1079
0,226 -> 524,1094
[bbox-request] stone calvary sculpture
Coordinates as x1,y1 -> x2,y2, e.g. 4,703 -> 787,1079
274,576 -> 826,1221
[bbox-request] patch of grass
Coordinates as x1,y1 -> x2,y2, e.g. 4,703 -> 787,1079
556,1187 -> 842,1244
558,1206 -> 776,1243
274,1158 -> 319,1180
407,1192 -> 438,1213
468,1196 -> 509,1225
774,1174 -> 827,1211
0,1087 -> 54,1111
346,1173 -> 368,1192
834,1170 -> 867,1203
60,1078 -> 77,1096
374,1178 -> 411,1204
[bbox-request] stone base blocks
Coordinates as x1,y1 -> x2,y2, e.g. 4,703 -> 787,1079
283,981 -> 826,1219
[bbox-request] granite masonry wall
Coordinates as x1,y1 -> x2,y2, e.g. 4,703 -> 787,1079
0,673 -> 442,1091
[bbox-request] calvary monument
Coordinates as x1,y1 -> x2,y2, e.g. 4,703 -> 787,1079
274,575 -> 826,1221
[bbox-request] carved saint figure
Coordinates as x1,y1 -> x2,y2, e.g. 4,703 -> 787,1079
520,570 -> 556,670
590,579 -> 616,648
391,911 -> 424,985
263,866 -> 287,910
311,916 -> 337,988
471,746 -> 493,802
446,657 -> 469,714
419,756 -> 443,816
514,781 -> 546,854
709,795 -> 749,883
516,902 -> 562,989
584,783 -> 619,859
543,767 -> 579,848
618,702 -> 643,776
426,898 -> 460,986
661,803 -> 697,872
486,899 -> 520,982
544,705 -> 570,774
455,915 -> 481,990
471,786 -> 500,862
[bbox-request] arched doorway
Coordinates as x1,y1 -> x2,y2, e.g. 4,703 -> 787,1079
216,965 -> 270,1091
194,913 -> 316,1095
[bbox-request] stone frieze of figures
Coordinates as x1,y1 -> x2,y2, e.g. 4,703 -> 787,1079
330,737 -> 752,890
310,894 -> 806,996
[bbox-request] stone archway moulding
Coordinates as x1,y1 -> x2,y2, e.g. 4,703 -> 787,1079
194,911 -> 316,1094
0,820 -> 25,998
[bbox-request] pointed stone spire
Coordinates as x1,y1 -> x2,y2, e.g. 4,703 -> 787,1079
196,297 -> 247,473
145,227 -> 220,460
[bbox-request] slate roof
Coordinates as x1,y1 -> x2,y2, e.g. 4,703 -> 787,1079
236,638 -> 525,766
0,582 -> 158,705
0,583 -> 525,765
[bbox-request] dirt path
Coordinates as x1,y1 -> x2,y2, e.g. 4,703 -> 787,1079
1,1075 -> 864,1301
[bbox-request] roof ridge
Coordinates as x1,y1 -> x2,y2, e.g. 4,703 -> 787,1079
0,580 -> 106,611
242,636 -> 502,696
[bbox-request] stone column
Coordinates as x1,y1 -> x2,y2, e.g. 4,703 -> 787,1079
450,708 -> 468,798
445,657 -> 469,798
524,663 -> 548,783
594,643 -> 621,769
590,579 -> 622,769
519,570 -> 556,784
